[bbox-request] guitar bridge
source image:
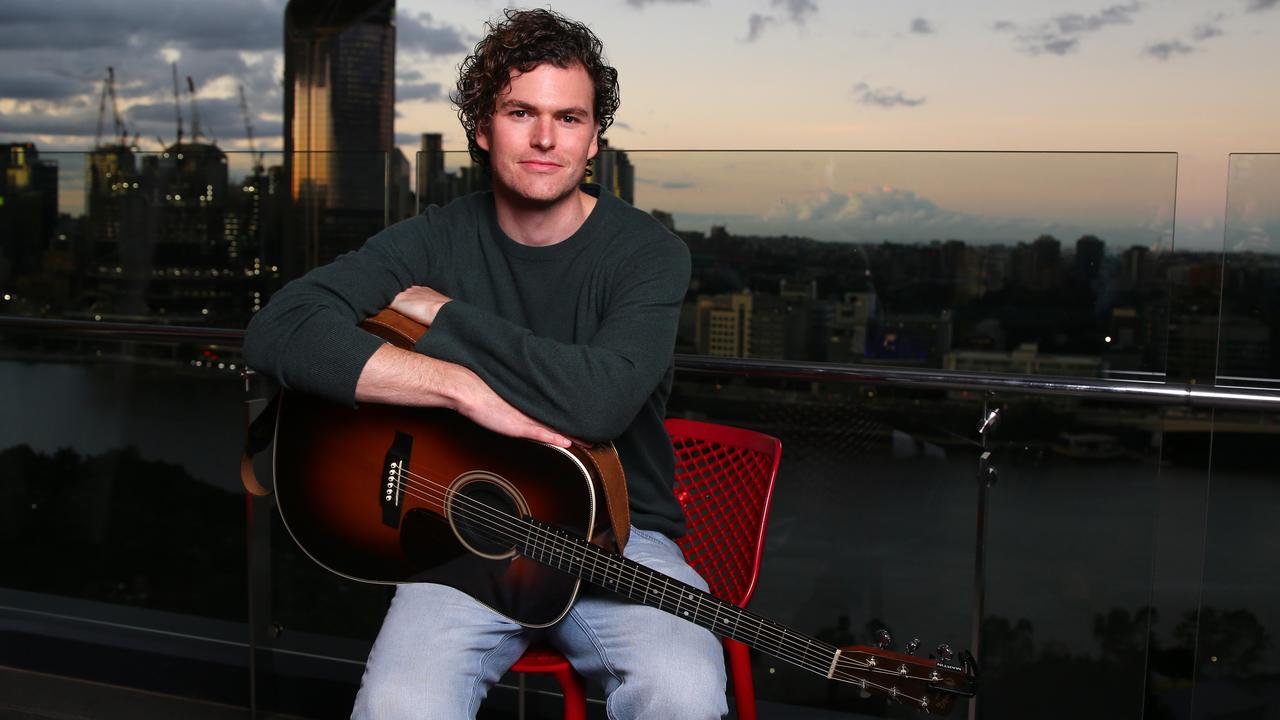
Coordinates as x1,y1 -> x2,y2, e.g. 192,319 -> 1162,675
381,431 -> 413,528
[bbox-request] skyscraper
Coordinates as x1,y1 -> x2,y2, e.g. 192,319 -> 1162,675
284,0 -> 395,271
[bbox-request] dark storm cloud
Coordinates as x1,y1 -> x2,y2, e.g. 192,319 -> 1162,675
0,1 -> 293,148
397,81 -> 447,103
397,11 -> 471,56
0,70 -> 86,100
998,2 -> 1144,56
126,97 -> 282,143
0,0 -> 282,51
852,82 -> 925,108
911,18 -> 935,34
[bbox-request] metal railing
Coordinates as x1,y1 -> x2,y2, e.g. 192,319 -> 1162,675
4,314 -> 1280,411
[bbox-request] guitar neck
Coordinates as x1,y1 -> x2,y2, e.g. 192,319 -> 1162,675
517,517 -> 841,680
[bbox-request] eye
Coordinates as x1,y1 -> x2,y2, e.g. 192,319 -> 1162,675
510,109 -> 528,118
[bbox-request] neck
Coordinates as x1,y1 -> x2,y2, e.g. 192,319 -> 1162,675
493,186 -> 598,247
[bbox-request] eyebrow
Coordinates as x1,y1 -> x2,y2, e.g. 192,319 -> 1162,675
497,99 -> 591,117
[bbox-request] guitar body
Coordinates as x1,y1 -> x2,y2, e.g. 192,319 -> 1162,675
271,311 -> 614,627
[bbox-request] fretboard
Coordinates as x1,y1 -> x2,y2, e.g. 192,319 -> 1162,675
516,517 -> 840,680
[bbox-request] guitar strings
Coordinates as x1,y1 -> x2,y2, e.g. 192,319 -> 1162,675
371,461 -> 940,702
385,462 -> 939,700
380,466 -> 847,682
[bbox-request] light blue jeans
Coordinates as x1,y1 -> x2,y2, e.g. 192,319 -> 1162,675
351,526 -> 728,719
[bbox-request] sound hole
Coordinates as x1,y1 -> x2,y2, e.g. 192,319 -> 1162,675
447,472 -> 529,560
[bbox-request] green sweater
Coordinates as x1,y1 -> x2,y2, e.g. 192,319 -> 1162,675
244,185 -> 691,536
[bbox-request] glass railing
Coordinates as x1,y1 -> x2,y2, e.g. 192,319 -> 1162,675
2,149 -> 1278,719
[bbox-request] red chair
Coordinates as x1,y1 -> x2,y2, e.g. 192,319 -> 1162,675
510,418 -> 783,720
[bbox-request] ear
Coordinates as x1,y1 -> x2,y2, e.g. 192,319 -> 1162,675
587,125 -> 599,161
476,119 -> 491,152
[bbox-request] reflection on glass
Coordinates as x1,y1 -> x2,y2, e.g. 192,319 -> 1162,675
0,150 -> 414,326
1219,154 -> 1280,388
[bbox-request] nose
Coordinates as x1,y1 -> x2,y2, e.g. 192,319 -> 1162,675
531,117 -> 554,150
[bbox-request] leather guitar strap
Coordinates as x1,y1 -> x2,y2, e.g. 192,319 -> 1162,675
581,443 -> 630,551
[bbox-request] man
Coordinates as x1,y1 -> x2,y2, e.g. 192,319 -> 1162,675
244,9 -> 727,719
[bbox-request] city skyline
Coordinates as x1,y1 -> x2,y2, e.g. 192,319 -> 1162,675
0,0 -> 1276,253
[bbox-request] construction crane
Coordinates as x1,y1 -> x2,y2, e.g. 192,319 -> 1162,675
239,85 -> 265,175
94,67 -> 128,148
107,67 -> 127,145
171,63 -> 184,147
186,76 -> 203,144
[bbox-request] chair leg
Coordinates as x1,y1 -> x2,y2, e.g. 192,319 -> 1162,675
725,639 -> 756,720
551,666 -> 588,720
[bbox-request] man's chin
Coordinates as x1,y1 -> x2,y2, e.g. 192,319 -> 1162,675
498,181 -> 581,208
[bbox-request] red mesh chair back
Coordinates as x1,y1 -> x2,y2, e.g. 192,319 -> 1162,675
509,419 -> 782,720
665,418 -> 782,609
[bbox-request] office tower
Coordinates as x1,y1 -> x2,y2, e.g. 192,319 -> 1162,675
284,0 -> 395,271
1,143 -> 59,280
416,132 -> 488,208
594,138 -> 634,205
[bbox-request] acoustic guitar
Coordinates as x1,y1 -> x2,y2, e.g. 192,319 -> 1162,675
270,309 -> 977,714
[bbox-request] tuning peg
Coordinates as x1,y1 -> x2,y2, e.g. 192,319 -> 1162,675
906,638 -> 921,655
934,643 -> 953,662
875,629 -> 892,649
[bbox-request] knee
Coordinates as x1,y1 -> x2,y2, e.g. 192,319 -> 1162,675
352,671 -> 476,720
610,652 -> 728,719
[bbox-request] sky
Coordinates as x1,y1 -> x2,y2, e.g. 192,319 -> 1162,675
1,0 -> 1276,251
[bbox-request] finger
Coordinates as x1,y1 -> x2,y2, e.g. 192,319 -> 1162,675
534,427 -> 572,448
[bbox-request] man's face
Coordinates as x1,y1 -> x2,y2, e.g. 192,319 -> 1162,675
477,62 -> 599,206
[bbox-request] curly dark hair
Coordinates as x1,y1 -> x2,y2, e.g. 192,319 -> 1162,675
453,8 -> 620,170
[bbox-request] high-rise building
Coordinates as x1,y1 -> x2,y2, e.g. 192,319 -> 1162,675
284,0 -> 396,271
416,132 -> 488,209
594,139 -> 634,205
1,143 -> 58,280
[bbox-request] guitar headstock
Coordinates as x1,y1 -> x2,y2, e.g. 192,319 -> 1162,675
832,641 -> 977,715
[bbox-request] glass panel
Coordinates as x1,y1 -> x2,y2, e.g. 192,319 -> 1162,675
1183,153 -> 1280,719
0,150 -> 397,325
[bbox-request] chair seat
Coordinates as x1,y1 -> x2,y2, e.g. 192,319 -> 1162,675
511,643 -> 573,673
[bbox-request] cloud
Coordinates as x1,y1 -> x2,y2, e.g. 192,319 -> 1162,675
688,185 -> 1168,247
625,0 -> 704,6
397,81 -> 446,103
0,70 -> 85,100
1245,0 -> 1278,11
773,0 -> 818,24
999,2 -> 1144,56
638,177 -> 696,189
911,18 -> 935,34
745,0 -> 816,41
1145,40 -> 1194,60
852,82 -> 925,108
746,13 -> 778,41
0,0 -> 281,51
397,11 -> 470,56
1190,22 -> 1224,41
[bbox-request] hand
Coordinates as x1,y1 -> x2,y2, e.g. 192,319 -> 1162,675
452,366 -> 572,449
390,285 -> 452,327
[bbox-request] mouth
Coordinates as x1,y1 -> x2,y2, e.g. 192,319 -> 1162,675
519,159 -> 562,172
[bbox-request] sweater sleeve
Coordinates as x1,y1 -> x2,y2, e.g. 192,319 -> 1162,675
417,233 -> 690,442
242,215 -> 437,405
